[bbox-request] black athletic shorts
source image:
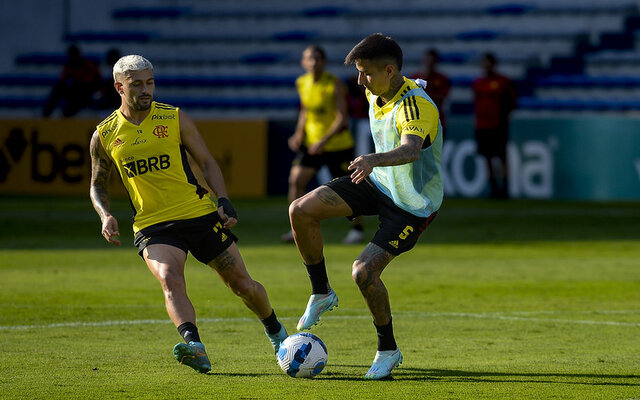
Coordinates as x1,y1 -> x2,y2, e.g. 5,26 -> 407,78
134,212 -> 238,264
325,176 -> 437,256
293,146 -> 355,177
475,127 -> 508,159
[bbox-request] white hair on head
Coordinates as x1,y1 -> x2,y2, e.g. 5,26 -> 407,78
112,55 -> 153,81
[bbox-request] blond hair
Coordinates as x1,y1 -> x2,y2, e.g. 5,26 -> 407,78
113,55 -> 153,81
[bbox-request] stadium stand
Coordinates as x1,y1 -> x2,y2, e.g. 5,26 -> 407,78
3,0 -> 640,117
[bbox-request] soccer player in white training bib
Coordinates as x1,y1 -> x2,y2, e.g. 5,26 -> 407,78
289,34 -> 443,380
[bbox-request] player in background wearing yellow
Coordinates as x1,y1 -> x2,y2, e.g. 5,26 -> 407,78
283,45 -> 365,245
89,55 -> 287,374
289,34 -> 443,379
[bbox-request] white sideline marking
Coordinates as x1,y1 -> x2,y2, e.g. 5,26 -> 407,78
1,311 -> 640,331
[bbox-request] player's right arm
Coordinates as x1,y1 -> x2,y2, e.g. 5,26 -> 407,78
288,107 -> 307,151
89,130 -> 120,246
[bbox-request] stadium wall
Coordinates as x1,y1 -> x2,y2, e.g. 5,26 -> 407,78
442,116 -> 640,200
271,116 -> 640,201
0,119 -> 267,197
1,116 -> 639,200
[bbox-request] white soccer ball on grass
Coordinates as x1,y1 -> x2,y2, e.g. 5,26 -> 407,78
277,332 -> 328,378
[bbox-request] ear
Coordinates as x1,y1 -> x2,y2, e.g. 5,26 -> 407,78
114,81 -> 123,94
385,64 -> 395,77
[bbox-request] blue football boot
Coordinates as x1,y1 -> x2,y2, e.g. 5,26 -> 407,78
173,341 -> 211,373
266,324 -> 288,355
296,289 -> 338,330
364,348 -> 403,380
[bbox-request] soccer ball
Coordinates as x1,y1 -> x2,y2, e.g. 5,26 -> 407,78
277,333 -> 328,378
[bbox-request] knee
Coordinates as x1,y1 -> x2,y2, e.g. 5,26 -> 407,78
288,170 -> 301,187
352,259 -> 372,288
157,268 -> 185,295
289,197 -> 308,222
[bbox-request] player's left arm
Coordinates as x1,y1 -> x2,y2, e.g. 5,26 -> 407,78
179,109 -> 237,227
349,97 -> 437,184
349,134 -> 423,184
308,79 -> 349,155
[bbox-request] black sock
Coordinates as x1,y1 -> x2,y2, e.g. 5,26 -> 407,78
374,319 -> 397,351
177,322 -> 201,343
261,309 -> 282,335
352,224 -> 364,231
305,259 -> 330,294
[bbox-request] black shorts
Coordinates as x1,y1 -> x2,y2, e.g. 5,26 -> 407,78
134,212 -> 238,264
475,127 -> 508,159
293,146 -> 354,177
325,176 -> 437,256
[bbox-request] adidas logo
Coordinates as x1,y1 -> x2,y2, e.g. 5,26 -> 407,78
113,138 -> 125,147
221,233 -> 228,242
388,240 -> 398,249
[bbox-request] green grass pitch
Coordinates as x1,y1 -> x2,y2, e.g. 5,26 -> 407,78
1,196 -> 639,399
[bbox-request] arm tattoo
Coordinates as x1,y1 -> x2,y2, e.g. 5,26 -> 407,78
371,134 -> 423,167
211,249 -> 238,273
315,186 -> 345,207
89,132 -> 113,220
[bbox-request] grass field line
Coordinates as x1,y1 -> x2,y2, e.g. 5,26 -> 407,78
2,310 -> 640,331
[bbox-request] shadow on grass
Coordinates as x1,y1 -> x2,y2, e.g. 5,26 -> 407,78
322,365 -> 640,385
207,372 -> 283,378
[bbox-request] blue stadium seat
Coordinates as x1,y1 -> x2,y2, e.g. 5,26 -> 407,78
112,7 -> 190,19
485,3 -> 535,15
64,31 -> 154,42
302,6 -> 349,17
0,75 -> 57,86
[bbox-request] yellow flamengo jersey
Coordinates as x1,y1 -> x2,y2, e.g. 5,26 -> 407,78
366,77 -> 439,147
296,71 -> 354,151
97,101 -> 217,233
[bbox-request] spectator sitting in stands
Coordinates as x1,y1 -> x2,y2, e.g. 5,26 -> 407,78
411,49 -> 451,131
43,45 -> 101,117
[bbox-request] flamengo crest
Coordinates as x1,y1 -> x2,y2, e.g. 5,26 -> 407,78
153,125 -> 169,138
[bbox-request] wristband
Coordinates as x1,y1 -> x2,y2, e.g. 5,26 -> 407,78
218,197 -> 238,219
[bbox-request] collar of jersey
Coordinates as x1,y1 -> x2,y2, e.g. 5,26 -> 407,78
373,77 -> 416,119
118,101 -> 156,127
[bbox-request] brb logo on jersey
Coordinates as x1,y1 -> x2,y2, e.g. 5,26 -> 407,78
153,125 -> 169,138
122,154 -> 170,178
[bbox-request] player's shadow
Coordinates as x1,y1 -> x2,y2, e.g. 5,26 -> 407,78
321,365 -> 640,385
207,372 -> 283,378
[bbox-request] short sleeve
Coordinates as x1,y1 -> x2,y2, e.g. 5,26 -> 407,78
396,96 -> 439,145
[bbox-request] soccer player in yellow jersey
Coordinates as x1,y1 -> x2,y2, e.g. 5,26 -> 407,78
283,45 -> 365,245
89,55 -> 287,374
289,34 -> 443,379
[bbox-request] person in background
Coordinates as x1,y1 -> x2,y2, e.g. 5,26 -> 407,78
43,45 -> 101,117
411,49 -> 451,131
472,52 -> 517,199
283,45 -> 365,245
96,48 -> 122,110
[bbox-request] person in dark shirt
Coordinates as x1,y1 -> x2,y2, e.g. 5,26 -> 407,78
96,48 -> 122,110
411,49 -> 451,131
472,53 -> 517,198
43,45 -> 101,117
